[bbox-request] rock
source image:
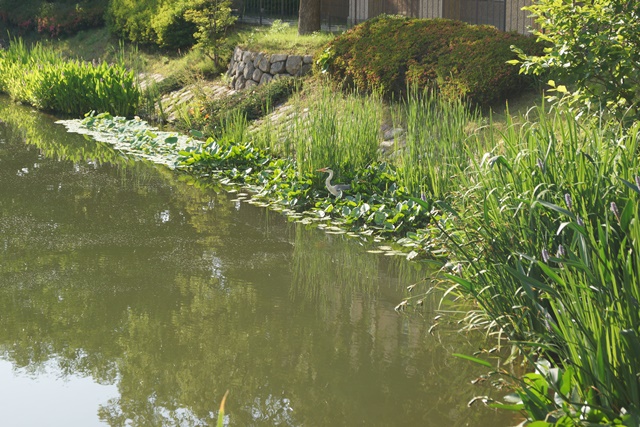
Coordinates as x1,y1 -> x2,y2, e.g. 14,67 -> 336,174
270,53 -> 288,63
242,51 -> 252,63
254,52 -> 264,68
260,73 -> 273,85
379,140 -> 396,153
299,64 -> 312,76
258,54 -> 270,72
245,80 -> 258,88
252,68 -> 263,82
237,61 -> 245,74
303,55 -> 313,64
233,47 -> 243,62
235,76 -> 246,90
270,61 -> 286,74
285,55 -> 303,75
383,127 -> 404,141
243,61 -> 255,79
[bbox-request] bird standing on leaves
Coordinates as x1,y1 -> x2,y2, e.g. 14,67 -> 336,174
317,167 -> 350,198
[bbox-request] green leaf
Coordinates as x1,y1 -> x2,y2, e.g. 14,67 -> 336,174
620,200 -> 634,231
452,353 -> 493,368
620,178 -> 640,197
535,199 -> 576,220
190,129 -> 204,138
523,373 -> 549,400
408,196 -> 432,211
488,402 -> 525,411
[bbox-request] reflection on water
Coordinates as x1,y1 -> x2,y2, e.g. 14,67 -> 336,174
0,99 -> 512,426
0,360 -> 118,427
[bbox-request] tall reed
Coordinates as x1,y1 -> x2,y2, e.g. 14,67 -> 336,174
442,106 -> 640,421
393,87 -> 483,198
0,38 -> 139,117
286,85 -> 383,181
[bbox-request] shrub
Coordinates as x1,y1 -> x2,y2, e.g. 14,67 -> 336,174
106,0 -> 160,45
512,0 -> 640,122
152,2 -> 197,50
36,2 -> 105,38
319,15 -> 544,106
183,0 -> 237,67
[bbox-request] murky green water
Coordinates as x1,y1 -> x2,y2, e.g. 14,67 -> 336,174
0,100 -> 513,426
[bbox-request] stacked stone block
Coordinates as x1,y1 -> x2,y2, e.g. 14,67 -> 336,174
227,47 -> 313,90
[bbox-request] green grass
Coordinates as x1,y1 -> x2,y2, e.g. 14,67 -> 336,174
392,87 -> 483,198
233,21 -> 335,55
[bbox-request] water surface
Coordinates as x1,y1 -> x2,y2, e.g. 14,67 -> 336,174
0,100 -> 513,426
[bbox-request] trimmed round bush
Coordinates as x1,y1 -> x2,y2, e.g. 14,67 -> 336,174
318,15 -> 545,106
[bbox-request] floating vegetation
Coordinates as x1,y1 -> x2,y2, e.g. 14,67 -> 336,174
57,112 -> 203,168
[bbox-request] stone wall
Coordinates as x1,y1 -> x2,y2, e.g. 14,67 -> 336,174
226,47 -> 313,90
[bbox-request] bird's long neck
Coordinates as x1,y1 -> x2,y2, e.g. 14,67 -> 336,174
324,169 -> 334,187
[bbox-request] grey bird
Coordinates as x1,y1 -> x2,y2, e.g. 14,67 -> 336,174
317,167 -> 350,197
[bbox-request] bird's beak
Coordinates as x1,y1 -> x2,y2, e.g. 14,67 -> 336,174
316,167 -> 327,172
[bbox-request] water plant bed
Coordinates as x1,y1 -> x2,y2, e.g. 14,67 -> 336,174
57,113 -> 205,168
58,112 -> 438,258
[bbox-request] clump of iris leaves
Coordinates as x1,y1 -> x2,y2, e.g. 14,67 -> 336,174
70,111 -> 437,258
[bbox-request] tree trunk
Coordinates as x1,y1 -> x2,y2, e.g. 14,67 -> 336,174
298,0 -> 321,35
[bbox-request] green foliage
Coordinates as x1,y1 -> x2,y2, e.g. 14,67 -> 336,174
183,0 -> 236,66
394,87 -> 482,198
285,85 -> 382,182
512,0 -> 640,121
0,0 -> 105,37
175,76 -> 299,136
320,15 -> 543,106
106,0 -> 159,44
151,1 -> 197,49
269,19 -> 291,34
439,109 -> 640,423
0,38 -> 139,116
106,0 -> 236,60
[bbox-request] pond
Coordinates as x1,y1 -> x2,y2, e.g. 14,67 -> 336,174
0,99 -> 514,426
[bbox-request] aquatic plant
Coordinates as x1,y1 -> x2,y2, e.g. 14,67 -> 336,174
393,86 -> 483,199
0,38 -> 139,117
433,109 -> 640,424
284,84 -> 382,183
